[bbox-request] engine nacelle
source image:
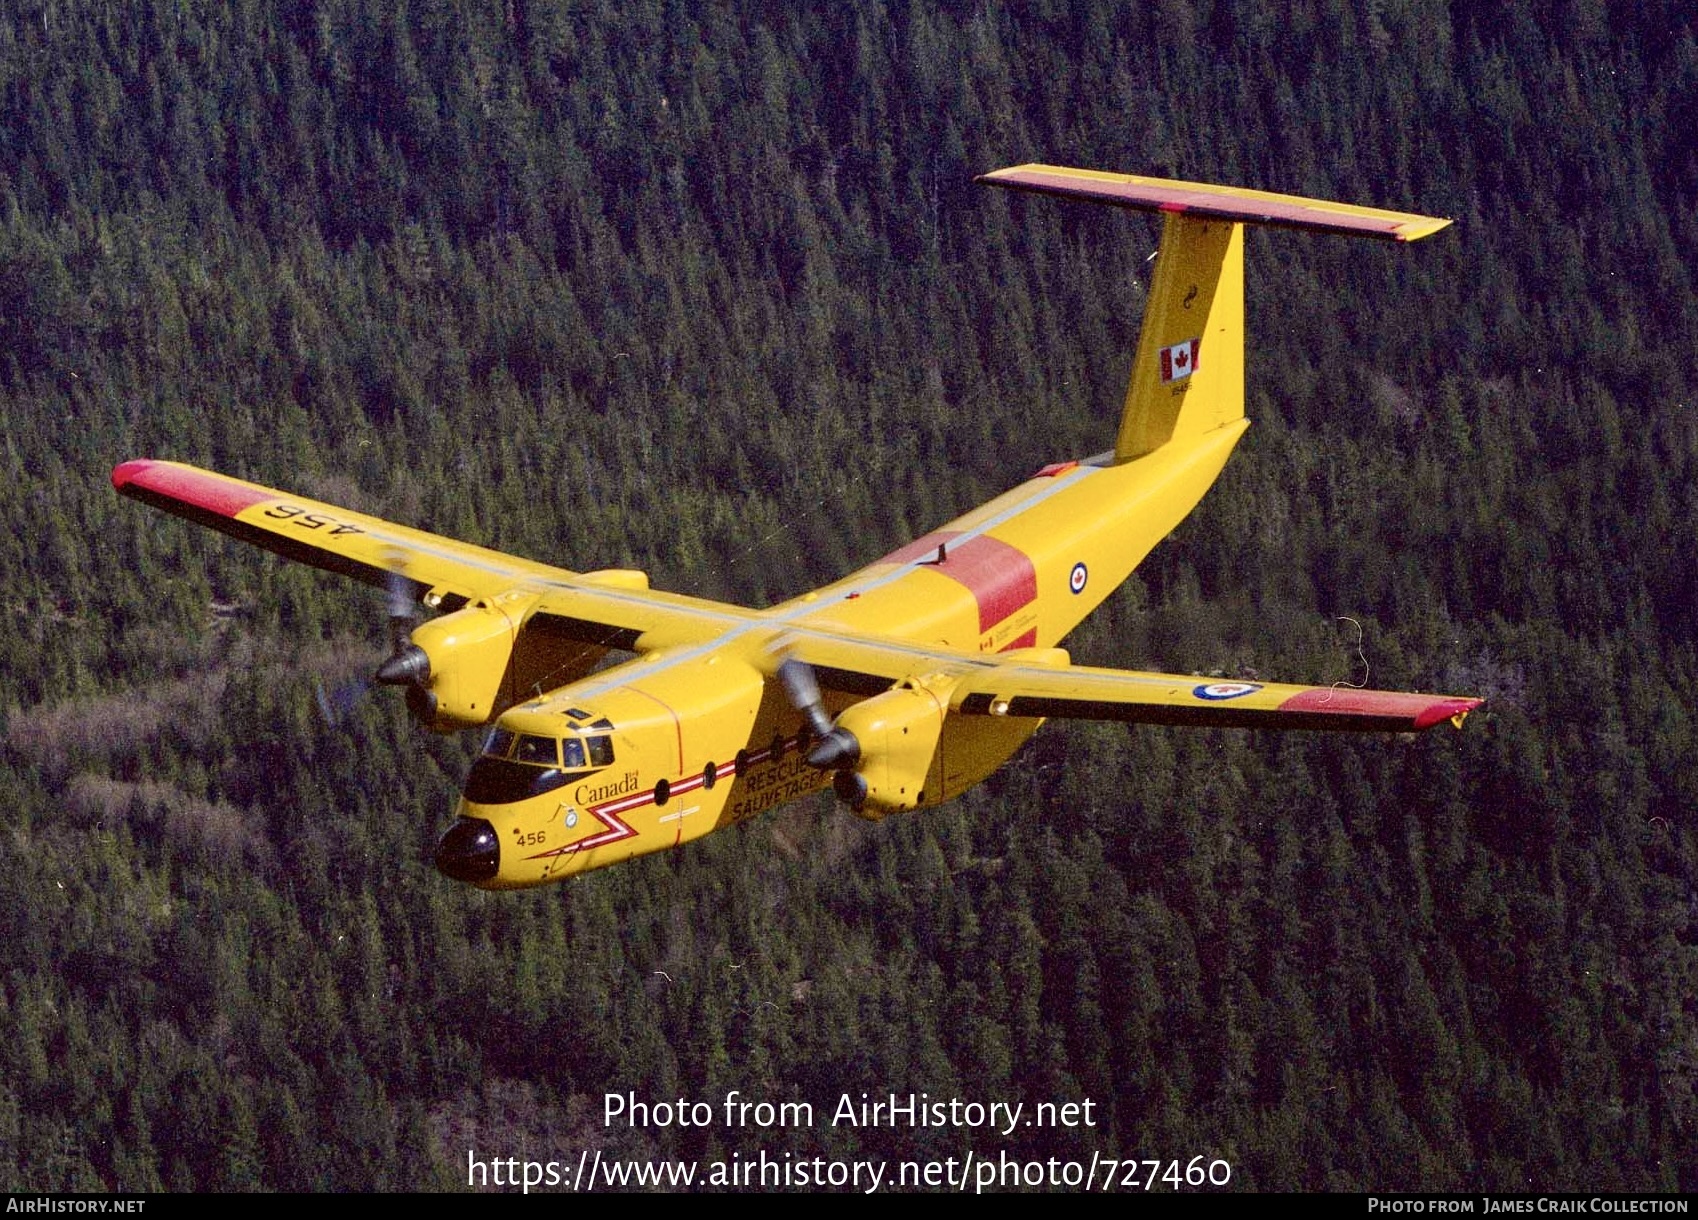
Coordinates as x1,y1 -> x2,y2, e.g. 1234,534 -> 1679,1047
835,683 -> 948,820
410,597 -> 529,728
405,576 -> 650,730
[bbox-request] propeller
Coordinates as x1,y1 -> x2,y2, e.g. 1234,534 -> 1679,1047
386,566 -> 417,642
315,560 -> 435,726
375,567 -> 430,687
314,673 -> 371,726
372,565 -> 438,722
776,658 -> 867,807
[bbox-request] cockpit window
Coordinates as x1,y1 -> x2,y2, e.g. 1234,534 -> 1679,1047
514,735 -> 558,766
464,725 -> 617,805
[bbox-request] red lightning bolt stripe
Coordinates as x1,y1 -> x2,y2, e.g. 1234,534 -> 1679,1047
525,803 -> 638,860
524,757 -> 754,860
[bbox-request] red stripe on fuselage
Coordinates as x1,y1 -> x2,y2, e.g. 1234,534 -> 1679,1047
877,531 -> 1037,636
112,460 -> 274,519
523,748 -> 783,861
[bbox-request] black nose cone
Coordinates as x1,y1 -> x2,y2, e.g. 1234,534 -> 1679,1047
435,818 -> 499,883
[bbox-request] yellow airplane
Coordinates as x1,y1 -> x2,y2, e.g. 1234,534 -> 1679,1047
114,165 -> 1479,890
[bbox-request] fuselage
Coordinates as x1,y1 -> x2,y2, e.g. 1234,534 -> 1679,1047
441,420 -> 1249,888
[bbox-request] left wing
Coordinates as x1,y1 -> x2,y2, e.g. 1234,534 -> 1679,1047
775,631 -> 1481,733
114,459 -> 568,605
112,459 -> 744,646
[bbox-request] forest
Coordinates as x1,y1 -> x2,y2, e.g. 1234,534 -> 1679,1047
0,0 -> 1694,1192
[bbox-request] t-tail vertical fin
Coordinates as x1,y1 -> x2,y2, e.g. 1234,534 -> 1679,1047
1116,212 -> 1244,461
974,165 -> 1451,463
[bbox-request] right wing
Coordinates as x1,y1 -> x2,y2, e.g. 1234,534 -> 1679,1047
772,630 -> 1481,733
948,660 -> 1481,732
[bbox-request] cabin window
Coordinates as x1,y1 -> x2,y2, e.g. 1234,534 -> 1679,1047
514,735 -> 558,766
586,735 -> 615,767
483,728 -> 516,759
561,737 -> 587,769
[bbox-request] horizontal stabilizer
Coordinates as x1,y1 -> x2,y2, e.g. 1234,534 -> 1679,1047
976,165 -> 1451,242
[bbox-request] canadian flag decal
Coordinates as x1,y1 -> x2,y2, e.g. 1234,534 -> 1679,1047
1159,338 -> 1201,383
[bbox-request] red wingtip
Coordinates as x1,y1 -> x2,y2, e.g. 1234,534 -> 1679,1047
1278,688 -> 1486,731
1413,697 -> 1485,731
109,460 -> 273,518
111,458 -> 156,491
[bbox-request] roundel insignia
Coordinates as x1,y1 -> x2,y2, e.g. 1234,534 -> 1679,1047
1069,562 -> 1088,595
564,808 -> 579,828
1194,682 -> 1262,701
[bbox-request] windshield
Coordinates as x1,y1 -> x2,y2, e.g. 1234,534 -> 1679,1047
482,729 -> 561,768
513,735 -> 557,766
466,725 -> 616,806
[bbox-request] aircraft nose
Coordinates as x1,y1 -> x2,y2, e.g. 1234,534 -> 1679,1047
435,817 -> 499,883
